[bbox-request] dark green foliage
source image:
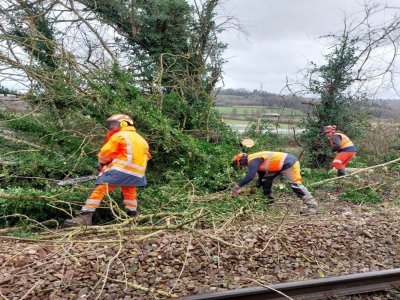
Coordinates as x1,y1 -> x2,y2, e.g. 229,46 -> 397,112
0,186 -> 89,227
73,0 -> 224,131
9,2 -> 57,70
0,111 -> 98,189
77,0 -> 192,84
0,85 -> 17,96
0,65 -> 239,225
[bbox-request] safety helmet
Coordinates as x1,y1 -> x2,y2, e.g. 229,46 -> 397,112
231,153 -> 248,169
322,125 -> 336,134
106,114 -> 134,130
241,138 -> 255,148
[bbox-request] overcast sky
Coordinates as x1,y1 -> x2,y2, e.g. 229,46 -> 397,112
217,0 -> 399,97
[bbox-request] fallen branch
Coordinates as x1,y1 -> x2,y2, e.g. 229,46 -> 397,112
0,132 -> 42,149
34,211 -> 208,240
0,216 -> 58,234
0,192 -> 61,201
311,157 -> 400,187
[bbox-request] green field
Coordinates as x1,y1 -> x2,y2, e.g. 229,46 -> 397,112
223,118 -> 298,128
215,106 -> 304,116
215,106 -> 304,133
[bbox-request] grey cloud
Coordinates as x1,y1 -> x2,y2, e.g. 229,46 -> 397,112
217,0 -> 399,96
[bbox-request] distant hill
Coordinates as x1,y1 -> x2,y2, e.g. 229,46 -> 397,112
215,89 -> 311,113
215,89 -> 400,119
371,99 -> 400,119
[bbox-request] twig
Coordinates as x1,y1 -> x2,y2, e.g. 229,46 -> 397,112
133,230 -> 164,242
98,275 -> 178,298
19,280 -> 41,300
251,210 -> 289,257
248,278 -> 294,300
94,231 -> 123,300
183,226 -> 245,249
311,157 -> 400,186
169,235 -> 193,294
0,290 -> 10,300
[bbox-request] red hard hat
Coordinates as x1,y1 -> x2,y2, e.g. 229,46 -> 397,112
322,125 -> 336,133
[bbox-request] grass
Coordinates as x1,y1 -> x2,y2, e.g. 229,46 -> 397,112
215,106 -> 304,131
223,118 -> 304,131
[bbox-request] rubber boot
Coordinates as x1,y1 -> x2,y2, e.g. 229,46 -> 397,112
64,211 -> 93,227
300,207 -> 318,215
300,195 -> 319,215
337,168 -> 346,177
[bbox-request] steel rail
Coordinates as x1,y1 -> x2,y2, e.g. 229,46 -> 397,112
182,268 -> 400,300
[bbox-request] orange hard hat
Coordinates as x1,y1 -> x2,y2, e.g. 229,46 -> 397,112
232,153 -> 248,168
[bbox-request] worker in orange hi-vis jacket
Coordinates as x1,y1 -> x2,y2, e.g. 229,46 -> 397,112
322,125 -> 357,177
65,114 -> 151,226
231,151 -> 319,215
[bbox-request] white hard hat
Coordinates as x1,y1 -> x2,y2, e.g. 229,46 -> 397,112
240,138 -> 255,148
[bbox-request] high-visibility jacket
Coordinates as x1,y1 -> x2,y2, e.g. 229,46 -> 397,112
248,151 -> 288,172
330,132 -> 354,150
96,126 -> 150,186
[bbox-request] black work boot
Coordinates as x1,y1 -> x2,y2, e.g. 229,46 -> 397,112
64,211 -> 93,227
337,169 -> 346,177
265,194 -> 275,204
127,210 -> 138,218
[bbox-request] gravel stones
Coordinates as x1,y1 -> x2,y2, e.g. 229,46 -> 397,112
0,205 -> 399,299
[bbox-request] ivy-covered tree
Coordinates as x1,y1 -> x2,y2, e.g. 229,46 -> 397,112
302,33 -> 371,167
75,0 -> 227,137
77,0 -> 192,86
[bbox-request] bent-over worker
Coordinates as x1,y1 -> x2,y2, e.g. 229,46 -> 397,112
231,151 -> 318,215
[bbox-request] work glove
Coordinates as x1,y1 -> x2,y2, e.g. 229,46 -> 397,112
232,184 -> 241,196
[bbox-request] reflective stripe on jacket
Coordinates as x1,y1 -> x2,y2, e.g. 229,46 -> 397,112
248,151 -> 288,172
98,126 -> 149,179
330,133 -> 354,151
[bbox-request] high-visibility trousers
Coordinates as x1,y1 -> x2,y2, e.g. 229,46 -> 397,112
82,184 -> 137,212
332,152 -> 356,170
259,161 -> 318,209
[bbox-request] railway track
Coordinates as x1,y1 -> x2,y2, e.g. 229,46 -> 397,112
183,268 -> 400,300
